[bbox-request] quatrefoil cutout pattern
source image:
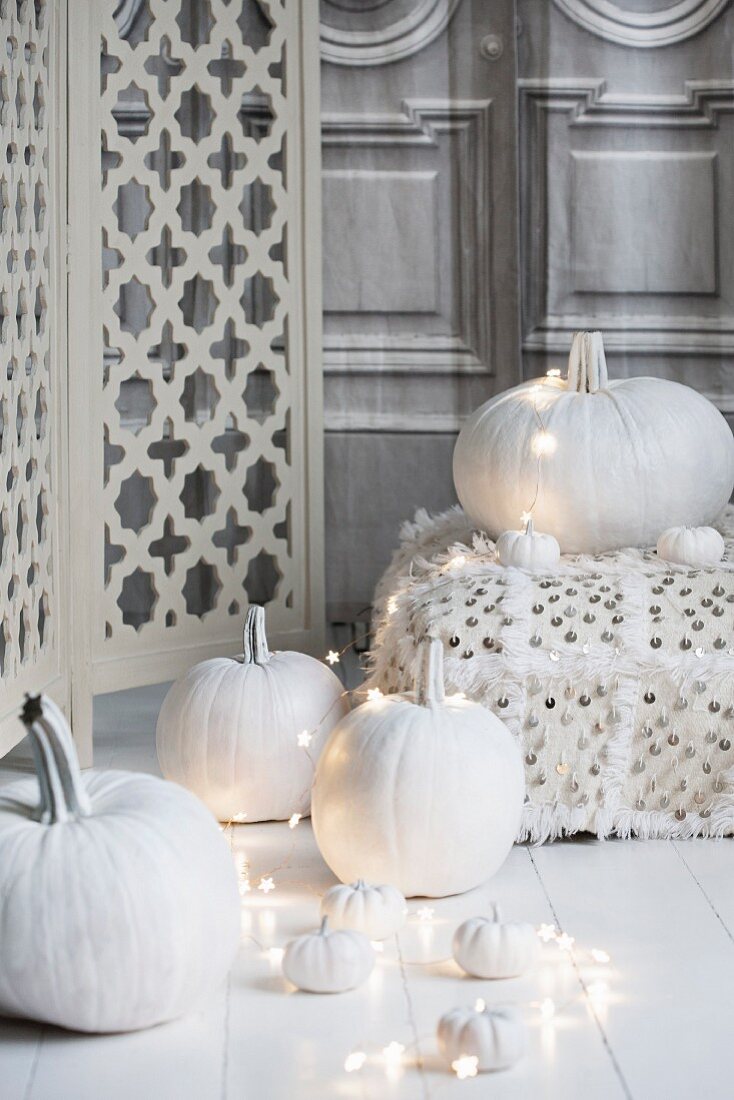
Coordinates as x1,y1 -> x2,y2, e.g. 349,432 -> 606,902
101,0 -> 294,639
0,0 -> 53,678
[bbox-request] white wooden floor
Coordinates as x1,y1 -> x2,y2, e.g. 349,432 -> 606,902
2,683 -> 734,1100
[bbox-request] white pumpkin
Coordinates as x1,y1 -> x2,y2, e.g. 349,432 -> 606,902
454,331 -> 734,554
282,917 -> 374,993
321,880 -> 406,940
0,695 -> 240,1034
437,1004 -> 524,1072
657,525 -> 725,567
496,518 -> 561,571
312,638 -> 524,898
156,605 -> 349,821
453,905 -> 540,979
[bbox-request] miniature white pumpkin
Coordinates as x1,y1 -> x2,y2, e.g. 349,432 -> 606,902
453,905 -> 540,979
454,331 -> 734,554
282,917 -> 374,993
321,880 -> 406,940
0,695 -> 240,1034
312,638 -> 524,898
657,525 -> 725,567
437,1004 -> 524,1072
156,605 -> 349,821
496,518 -> 560,571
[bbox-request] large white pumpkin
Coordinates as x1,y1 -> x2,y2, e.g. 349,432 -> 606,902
0,695 -> 240,1034
156,606 -> 348,821
312,639 -> 524,898
453,331 -> 734,554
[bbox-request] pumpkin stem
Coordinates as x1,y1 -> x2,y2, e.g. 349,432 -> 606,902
20,694 -> 91,825
243,605 -> 271,665
416,638 -> 446,707
319,915 -> 330,935
567,331 -> 609,394
491,902 -> 502,923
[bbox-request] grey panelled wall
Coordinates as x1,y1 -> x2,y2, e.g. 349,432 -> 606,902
517,0 -> 734,417
320,0 -> 521,615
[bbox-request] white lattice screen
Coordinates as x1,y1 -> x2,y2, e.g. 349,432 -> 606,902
0,0 -> 323,761
0,0 -> 68,754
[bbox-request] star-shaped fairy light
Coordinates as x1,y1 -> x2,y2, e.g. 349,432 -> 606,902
258,876 -> 275,894
366,687 -> 383,702
325,650 -> 340,665
452,1056 -> 478,1080
297,730 -> 313,748
537,923 -> 557,942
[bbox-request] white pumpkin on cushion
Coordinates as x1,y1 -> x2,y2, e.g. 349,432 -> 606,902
0,695 -> 240,1034
496,518 -> 560,571
657,525 -> 725,567
282,917 -> 374,993
454,331 -> 734,554
312,638 -> 524,898
453,905 -> 540,979
321,880 -> 406,940
437,1004 -> 524,1072
156,605 -> 349,821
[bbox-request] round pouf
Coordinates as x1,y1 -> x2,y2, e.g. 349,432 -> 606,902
312,638 -> 524,897
156,605 -> 349,821
0,695 -> 240,1034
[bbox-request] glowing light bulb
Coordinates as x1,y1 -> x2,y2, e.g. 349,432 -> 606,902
325,650 -> 340,665
258,876 -> 275,894
387,596 -> 398,615
591,948 -> 610,964
232,812 -> 248,823
371,940 -> 384,952
288,813 -> 302,829
537,923 -> 557,942
344,1051 -> 367,1073
474,997 -> 486,1013
383,1042 -> 405,1063
452,1055 -> 479,1080
367,687 -> 384,702
547,368 -> 561,378
268,946 -> 284,963
297,730 -> 313,748
448,691 -> 466,701
520,510 -> 533,529
238,879 -> 251,896
556,932 -> 575,952
532,430 -> 557,456
417,907 -> 434,922
448,554 -> 467,570
540,997 -> 556,1020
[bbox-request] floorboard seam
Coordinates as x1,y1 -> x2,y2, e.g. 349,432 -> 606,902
396,936 -> 431,1100
672,842 -> 734,946
21,1027 -> 44,1100
526,847 -> 635,1100
220,970 -> 232,1100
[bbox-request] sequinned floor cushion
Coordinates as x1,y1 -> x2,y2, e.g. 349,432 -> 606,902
367,506 -> 734,842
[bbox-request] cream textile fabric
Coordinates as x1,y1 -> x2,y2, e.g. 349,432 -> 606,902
367,507 -> 734,841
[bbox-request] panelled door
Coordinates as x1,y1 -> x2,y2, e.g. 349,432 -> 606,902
320,0 -> 520,616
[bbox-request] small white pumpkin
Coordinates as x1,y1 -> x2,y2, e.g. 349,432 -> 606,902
312,638 -> 524,898
496,518 -> 561,571
156,605 -> 349,821
0,695 -> 240,1034
454,330 -> 734,554
453,905 -> 540,979
282,916 -> 374,993
321,880 -> 406,940
657,525 -> 725,567
437,1004 -> 524,1072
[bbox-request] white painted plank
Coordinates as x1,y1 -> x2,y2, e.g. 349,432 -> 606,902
0,1022 -> 43,1100
673,839 -> 734,939
531,838 -> 734,1100
397,845 -> 628,1099
26,990 -> 228,1100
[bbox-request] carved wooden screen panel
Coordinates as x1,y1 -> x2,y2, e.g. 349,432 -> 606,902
0,0 -> 68,753
88,0 -> 323,697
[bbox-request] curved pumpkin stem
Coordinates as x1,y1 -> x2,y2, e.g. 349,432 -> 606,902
20,694 -> 91,825
566,331 -> 609,394
243,605 -> 271,665
415,638 -> 446,707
